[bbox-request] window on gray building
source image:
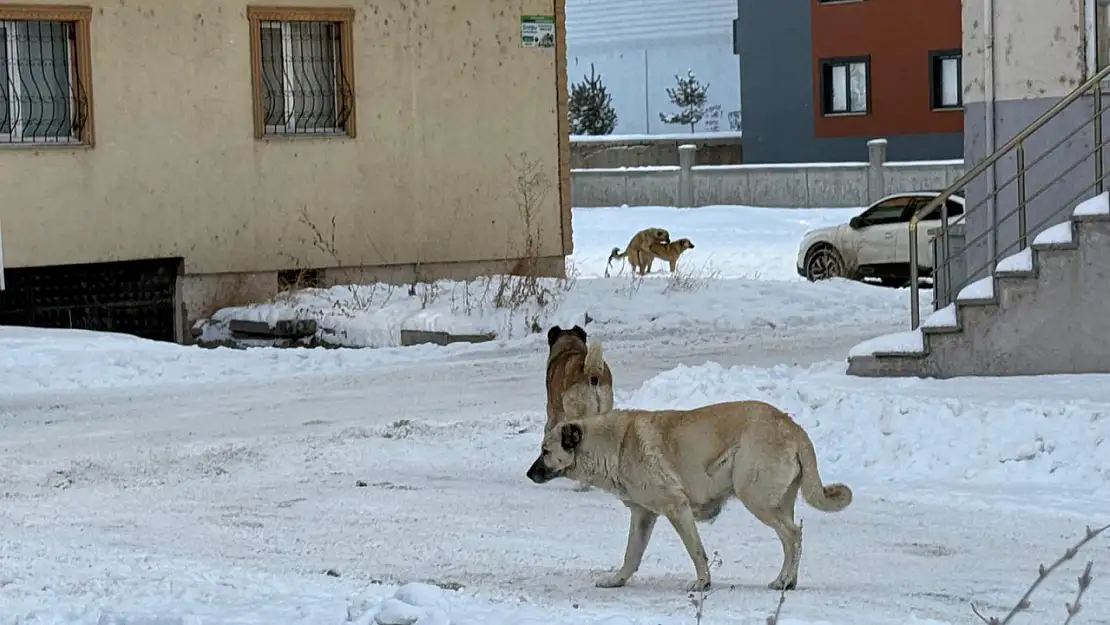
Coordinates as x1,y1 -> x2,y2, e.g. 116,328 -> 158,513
820,56 -> 869,115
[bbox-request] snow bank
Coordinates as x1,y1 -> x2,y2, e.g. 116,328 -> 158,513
0,325 -> 501,396
621,361 -> 1110,489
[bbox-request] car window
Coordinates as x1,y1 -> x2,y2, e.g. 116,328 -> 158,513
920,197 -> 965,220
858,196 -> 916,226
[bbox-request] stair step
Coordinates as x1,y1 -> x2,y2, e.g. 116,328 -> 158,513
955,275 -> 995,305
1071,191 -> 1110,221
920,302 -> 960,334
847,329 -> 926,358
994,247 -> 1035,277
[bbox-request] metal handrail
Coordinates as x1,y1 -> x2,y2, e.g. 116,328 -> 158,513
906,62 -> 1110,328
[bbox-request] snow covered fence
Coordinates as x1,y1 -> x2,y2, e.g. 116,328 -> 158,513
571,137 -> 965,209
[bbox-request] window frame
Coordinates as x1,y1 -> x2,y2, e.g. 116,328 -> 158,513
818,55 -> 870,116
928,49 -> 963,111
0,4 -> 94,147
246,6 -> 357,140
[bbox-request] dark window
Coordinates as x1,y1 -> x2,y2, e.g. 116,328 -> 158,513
858,196 -> 916,227
929,49 -> 962,109
920,197 -> 965,220
819,56 -> 869,115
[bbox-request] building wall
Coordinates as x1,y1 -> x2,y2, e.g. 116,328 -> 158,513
736,0 -> 963,164
961,0 -> 1098,283
811,0 -> 962,139
566,0 -> 740,135
0,0 -> 570,281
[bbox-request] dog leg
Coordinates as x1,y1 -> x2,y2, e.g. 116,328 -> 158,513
735,466 -> 803,591
596,504 -> 658,588
664,503 -> 712,591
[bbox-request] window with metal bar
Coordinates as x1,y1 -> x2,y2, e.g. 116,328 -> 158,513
0,16 -> 90,145
248,7 -> 356,139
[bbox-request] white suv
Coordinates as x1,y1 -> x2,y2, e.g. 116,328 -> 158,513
795,191 -> 965,287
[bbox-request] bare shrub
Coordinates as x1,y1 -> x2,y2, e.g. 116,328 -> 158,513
751,521 -> 1108,625
663,258 -> 723,294
970,522 -> 1108,625
285,207 -> 395,318
485,152 -> 576,334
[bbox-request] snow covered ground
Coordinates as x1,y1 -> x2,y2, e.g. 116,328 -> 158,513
2,204 -> 1109,625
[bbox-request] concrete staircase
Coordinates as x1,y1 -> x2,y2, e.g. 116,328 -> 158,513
847,192 -> 1110,378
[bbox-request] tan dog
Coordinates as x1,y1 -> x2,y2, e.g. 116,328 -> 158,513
525,400 -> 852,592
544,325 -> 614,436
606,227 -> 670,276
647,237 -> 696,272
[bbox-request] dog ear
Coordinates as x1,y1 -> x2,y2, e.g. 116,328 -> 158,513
570,325 -> 587,344
561,422 -> 583,451
547,325 -> 563,347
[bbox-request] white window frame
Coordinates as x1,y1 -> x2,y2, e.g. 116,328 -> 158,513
259,20 -> 342,136
0,19 -> 79,145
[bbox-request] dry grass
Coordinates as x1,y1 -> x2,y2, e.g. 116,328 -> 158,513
663,258 -> 723,294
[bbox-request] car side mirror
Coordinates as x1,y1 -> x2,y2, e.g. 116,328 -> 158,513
849,216 -> 862,229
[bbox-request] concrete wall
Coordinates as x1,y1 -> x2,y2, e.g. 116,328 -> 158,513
571,139 -> 965,208
736,0 -> 963,164
960,0 -> 1101,285
0,0 -> 571,282
570,132 -> 743,168
566,0 -> 739,135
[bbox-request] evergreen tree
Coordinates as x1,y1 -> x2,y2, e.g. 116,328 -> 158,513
659,70 -> 710,133
568,64 -> 618,135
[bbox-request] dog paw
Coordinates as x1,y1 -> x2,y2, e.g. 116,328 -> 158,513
686,578 -> 711,593
767,577 -> 797,591
595,574 -> 629,588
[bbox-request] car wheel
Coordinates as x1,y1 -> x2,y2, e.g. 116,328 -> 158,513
804,245 -> 846,281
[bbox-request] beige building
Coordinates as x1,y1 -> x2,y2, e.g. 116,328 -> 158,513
0,0 -> 571,342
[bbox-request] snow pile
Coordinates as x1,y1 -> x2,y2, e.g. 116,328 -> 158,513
196,273 -> 919,350
0,325 -> 500,396
194,203 -> 918,350
619,361 -> 1110,489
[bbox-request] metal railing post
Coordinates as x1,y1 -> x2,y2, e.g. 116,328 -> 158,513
941,197 -> 952,304
909,216 -> 921,328
1097,84 -> 1105,195
1016,141 -> 1028,249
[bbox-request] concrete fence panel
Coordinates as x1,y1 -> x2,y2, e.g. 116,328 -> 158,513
569,137 -> 966,208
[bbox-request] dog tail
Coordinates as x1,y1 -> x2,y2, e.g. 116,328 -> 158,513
583,341 -> 607,387
607,247 -> 626,266
796,430 -> 852,513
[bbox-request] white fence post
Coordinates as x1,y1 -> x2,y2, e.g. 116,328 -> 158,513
867,138 -> 888,203
678,143 -> 696,208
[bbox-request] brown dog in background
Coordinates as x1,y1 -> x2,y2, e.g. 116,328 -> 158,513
648,237 -> 696,272
607,227 -> 671,276
544,325 -> 614,436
